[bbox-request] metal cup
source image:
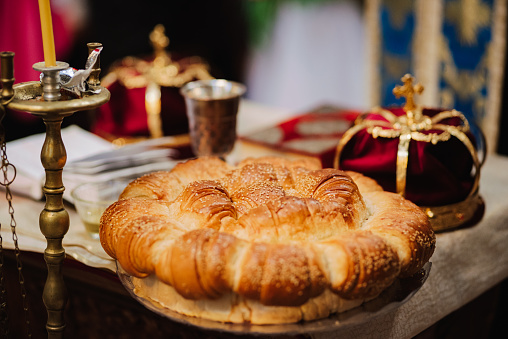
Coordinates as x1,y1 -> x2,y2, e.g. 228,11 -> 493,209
180,79 -> 246,158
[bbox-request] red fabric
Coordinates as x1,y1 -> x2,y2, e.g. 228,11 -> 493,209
0,0 -> 72,83
92,56 -> 207,138
92,81 -> 188,138
1,0 -> 73,127
240,109 -> 360,168
339,107 -> 476,206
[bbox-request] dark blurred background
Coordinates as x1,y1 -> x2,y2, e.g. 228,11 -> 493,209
71,0 -> 248,83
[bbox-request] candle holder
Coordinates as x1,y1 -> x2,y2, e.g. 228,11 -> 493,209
3,44 -> 110,338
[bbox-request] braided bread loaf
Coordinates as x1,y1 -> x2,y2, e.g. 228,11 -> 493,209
100,156 -> 435,324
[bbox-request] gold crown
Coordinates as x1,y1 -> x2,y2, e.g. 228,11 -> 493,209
98,25 -> 214,142
335,74 -> 485,231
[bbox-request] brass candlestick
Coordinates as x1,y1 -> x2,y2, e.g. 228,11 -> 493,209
4,44 -> 110,338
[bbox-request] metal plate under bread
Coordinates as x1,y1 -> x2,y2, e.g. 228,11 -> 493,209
117,262 -> 431,336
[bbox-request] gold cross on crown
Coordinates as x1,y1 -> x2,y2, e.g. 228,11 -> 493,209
393,74 -> 424,113
150,24 -> 169,54
150,24 -> 171,67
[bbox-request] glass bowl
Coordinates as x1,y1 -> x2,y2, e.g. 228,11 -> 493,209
71,179 -> 130,239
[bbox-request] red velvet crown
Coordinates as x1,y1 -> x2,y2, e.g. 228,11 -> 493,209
92,25 -> 213,141
335,74 -> 485,231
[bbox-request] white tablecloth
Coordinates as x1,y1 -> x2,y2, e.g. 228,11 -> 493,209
1,100 -> 508,338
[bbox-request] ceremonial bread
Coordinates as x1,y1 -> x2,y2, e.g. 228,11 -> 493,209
100,156 -> 435,324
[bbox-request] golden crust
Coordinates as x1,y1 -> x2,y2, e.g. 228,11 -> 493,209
100,156 -> 435,324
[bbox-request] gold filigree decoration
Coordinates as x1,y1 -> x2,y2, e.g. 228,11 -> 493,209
439,35 -> 489,123
383,0 -> 415,29
445,0 -> 491,46
102,25 -> 213,90
104,55 -> 213,90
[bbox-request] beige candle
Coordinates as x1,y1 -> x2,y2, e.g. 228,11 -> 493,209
38,0 -> 56,67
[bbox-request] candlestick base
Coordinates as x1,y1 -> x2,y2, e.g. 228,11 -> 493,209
33,61 -> 69,102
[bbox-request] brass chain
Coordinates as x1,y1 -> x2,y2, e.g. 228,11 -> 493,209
0,105 -> 32,338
